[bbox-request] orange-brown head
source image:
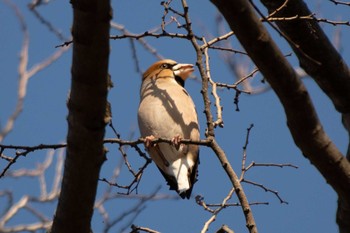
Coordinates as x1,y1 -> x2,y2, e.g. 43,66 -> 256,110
142,59 -> 194,86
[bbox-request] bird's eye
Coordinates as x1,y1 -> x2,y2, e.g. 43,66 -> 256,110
160,63 -> 169,69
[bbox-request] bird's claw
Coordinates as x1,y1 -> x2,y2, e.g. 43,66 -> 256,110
171,135 -> 182,150
144,135 -> 156,148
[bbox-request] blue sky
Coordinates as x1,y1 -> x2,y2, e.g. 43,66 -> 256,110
1,0 -> 349,232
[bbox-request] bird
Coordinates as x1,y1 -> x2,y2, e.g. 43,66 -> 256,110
138,59 -> 200,199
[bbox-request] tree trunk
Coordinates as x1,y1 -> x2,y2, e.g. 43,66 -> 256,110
51,1 -> 111,232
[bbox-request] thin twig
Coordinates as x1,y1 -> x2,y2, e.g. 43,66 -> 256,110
240,124 -> 254,180
200,188 -> 235,233
266,0 -> 289,18
131,225 -> 161,233
201,31 -> 235,49
208,45 -> 248,55
111,22 -> 164,61
242,179 -> 289,204
1,0 -> 69,142
328,0 -> 350,6
249,0 -> 321,67
110,31 -> 201,40
244,162 -> 299,173
216,225 -> 235,233
28,5 -> 68,41
215,67 -> 259,91
202,37 -> 224,128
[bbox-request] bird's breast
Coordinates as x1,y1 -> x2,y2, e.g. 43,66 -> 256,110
138,78 -> 199,140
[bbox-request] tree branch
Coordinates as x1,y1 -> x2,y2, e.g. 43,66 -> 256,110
259,1 -> 350,231
260,0 -> 350,114
210,0 -> 350,232
180,1 -> 258,232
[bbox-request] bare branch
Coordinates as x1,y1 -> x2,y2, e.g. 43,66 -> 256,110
266,13 -> 350,27
211,0 -> 350,226
216,225 -> 235,233
103,187 -> 162,233
0,221 -> 52,233
130,224 -> 160,233
0,137 -> 210,161
200,188 -> 235,233
215,68 -> 259,92
240,124 -> 254,180
28,5 -> 68,41
266,0 -> 289,18
111,31 -> 194,40
111,22 -> 164,61
0,0 -> 29,143
244,162 -> 298,172
328,0 -> 350,6
260,0 -> 350,113
242,179 -> 288,204
26,46 -> 70,79
201,31 -> 235,49
202,37 -> 224,128
1,0 -> 69,142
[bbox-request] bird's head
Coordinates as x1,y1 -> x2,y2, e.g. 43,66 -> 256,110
143,59 -> 194,86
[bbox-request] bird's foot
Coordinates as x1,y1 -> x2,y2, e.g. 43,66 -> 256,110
144,135 -> 156,148
171,135 -> 182,150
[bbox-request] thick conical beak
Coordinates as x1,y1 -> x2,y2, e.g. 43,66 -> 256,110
172,63 -> 194,80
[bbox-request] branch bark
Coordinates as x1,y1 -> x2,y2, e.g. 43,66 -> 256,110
51,0 -> 111,232
180,1 -> 258,231
260,0 -> 350,114
258,2 -> 350,230
210,139 -> 257,233
210,0 -> 350,232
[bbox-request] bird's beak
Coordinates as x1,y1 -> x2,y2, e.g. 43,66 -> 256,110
173,63 -> 194,80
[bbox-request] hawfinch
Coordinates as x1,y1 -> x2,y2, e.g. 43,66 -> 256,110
138,59 -> 200,199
